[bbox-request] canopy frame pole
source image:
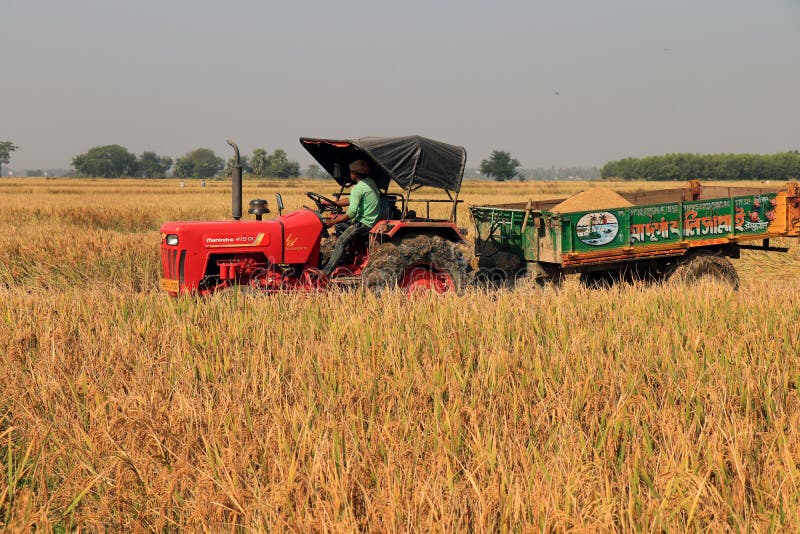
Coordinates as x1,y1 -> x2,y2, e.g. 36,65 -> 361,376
334,183 -> 347,202
401,187 -> 412,221
445,190 -> 459,223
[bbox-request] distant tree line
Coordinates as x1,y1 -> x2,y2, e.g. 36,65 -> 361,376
71,144 -> 302,179
464,165 -> 600,181
222,148 -> 301,178
71,145 -> 172,178
601,152 -> 800,181
468,149 -> 600,181
173,149 -> 221,179
525,166 -> 600,181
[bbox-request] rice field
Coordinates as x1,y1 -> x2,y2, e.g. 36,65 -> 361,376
2,177 -> 800,531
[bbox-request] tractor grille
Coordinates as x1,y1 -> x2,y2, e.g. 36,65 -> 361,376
162,248 -> 186,285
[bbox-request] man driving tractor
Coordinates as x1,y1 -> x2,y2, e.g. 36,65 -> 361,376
321,159 -> 381,275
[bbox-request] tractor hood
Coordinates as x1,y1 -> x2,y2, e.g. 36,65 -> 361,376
300,135 -> 466,193
161,219 -> 276,249
160,209 -> 324,264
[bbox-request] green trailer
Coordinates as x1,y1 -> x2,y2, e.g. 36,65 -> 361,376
470,181 -> 800,287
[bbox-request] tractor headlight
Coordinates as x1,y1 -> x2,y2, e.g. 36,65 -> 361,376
166,234 -> 179,246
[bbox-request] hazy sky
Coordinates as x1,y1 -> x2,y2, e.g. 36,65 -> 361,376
2,0 -> 799,171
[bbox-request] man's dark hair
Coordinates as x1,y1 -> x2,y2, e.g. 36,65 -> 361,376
349,159 -> 371,177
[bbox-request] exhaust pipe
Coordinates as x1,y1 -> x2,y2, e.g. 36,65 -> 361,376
227,139 -> 243,220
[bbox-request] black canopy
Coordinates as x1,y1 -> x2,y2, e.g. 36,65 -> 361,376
300,136 -> 466,193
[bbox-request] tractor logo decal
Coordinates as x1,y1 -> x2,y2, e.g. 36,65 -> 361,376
284,233 -> 308,251
204,232 -> 266,248
576,212 -> 619,246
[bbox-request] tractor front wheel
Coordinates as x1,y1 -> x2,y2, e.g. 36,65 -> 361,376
362,235 -> 470,295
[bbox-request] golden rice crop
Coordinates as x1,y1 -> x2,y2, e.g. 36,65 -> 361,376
1,178 -> 800,531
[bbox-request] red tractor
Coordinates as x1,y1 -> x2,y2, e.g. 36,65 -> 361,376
159,136 -> 471,295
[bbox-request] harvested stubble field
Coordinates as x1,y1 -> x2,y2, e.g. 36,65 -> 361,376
2,177 -> 800,532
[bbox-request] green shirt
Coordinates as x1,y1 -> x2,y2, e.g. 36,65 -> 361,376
346,177 -> 380,227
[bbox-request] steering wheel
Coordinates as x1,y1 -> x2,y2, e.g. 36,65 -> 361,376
306,191 -> 343,214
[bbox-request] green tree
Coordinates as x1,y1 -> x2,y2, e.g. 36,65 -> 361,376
72,145 -> 139,177
250,148 -> 268,176
480,150 -> 521,181
138,151 -> 173,178
306,163 -> 321,179
266,148 -> 300,178
223,155 -> 251,176
173,158 -> 195,179
173,148 -> 224,178
601,152 -> 800,181
0,142 -> 17,172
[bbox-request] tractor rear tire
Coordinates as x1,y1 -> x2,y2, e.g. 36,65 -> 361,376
362,234 -> 471,295
669,253 -> 739,289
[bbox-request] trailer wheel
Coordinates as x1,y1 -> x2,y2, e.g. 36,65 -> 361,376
362,234 -> 470,295
526,263 -> 563,290
476,250 -> 526,288
669,253 -> 739,289
532,273 -> 564,290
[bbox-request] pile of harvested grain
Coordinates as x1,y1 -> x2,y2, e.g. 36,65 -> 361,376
551,188 -> 633,213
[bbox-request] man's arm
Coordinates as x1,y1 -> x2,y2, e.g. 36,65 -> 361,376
326,186 -> 361,227
322,196 -> 349,207
325,212 -> 350,227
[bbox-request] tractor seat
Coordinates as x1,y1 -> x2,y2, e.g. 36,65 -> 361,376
379,194 -> 403,220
